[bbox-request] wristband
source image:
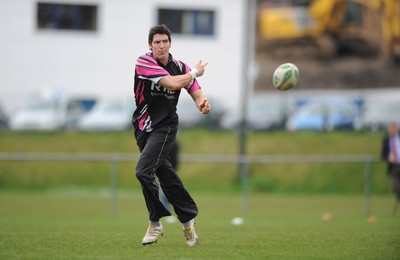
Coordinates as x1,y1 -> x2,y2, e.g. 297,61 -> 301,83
190,69 -> 198,79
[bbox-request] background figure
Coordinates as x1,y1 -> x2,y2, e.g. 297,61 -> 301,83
160,140 -> 180,223
381,123 -> 400,212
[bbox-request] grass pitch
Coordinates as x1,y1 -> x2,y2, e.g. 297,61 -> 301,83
0,191 -> 399,259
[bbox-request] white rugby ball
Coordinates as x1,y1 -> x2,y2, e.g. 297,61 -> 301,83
272,63 -> 299,91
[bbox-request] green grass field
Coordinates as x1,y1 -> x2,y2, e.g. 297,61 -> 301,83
0,130 -> 392,193
0,191 -> 399,259
0,130 -> 398,259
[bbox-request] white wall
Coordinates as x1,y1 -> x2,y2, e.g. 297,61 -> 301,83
0,0 -> 245,114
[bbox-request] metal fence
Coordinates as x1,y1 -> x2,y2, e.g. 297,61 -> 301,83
0,153 -> 381,215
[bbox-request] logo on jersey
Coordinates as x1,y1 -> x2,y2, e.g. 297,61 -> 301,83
151,82 -> 175,94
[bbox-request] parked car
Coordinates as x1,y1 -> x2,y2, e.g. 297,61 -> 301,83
77,97 -> 135,131
286,97 -> 361,131
10,98 -> 65,131
221,93 -> 294,131
355,98 -> 400,131
0,104 -> 9,129
65,98 -> 97,130
177,96 -> 225,129
9,95 -> 96,131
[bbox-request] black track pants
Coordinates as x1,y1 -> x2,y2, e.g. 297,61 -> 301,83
135,126 -> 198,223
390,165 -> 400,199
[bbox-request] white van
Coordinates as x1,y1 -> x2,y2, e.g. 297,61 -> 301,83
9,94 -> 96,131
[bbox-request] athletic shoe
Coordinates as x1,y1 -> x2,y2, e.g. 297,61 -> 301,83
183,225 -> 199,246
141,225 -> 164,245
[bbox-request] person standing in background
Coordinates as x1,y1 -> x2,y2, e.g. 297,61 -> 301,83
381,122 -> 400,211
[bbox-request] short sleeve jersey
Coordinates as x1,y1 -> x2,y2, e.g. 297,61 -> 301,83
132,52 -> 201,132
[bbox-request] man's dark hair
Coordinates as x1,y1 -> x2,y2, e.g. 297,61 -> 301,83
148,24 -> 172,45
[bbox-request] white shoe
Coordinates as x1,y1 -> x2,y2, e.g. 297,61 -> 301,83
141,225 -> 164,245
183,225 -> 199,246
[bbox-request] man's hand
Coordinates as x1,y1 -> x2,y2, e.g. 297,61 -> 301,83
194,60 -> 208,77
198,98 -> 211,114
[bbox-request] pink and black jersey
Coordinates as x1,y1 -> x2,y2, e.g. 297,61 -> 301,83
132,52 -> 201,132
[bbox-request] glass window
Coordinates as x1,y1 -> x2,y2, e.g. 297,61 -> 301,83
37,2 -> 98,31
158,8 -> 215,36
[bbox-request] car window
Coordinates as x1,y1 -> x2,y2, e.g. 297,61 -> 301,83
25,100 -> 60,111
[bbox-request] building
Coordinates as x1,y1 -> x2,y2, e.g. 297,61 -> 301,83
0,0 -> 248,114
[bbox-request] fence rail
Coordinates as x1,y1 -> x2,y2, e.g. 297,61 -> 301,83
0,153 -> 381,215
0,152 -> 380,164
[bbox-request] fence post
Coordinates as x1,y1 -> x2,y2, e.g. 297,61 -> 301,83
364,159 -> 372,215
240,155 -> 249,216
110,158 -> 118,215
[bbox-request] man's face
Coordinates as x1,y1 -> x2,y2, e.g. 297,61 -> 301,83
149,34 -> 171,63
388,124 -> 399,136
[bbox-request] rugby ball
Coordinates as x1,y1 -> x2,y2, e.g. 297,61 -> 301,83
272,63 -> 299,91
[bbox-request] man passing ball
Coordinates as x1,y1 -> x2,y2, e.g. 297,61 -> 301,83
132,24 -> 210,246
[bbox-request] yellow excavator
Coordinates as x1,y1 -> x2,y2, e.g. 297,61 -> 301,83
257,0 -> 400,62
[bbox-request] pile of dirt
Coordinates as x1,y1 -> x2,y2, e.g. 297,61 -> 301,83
255,52 -> 400,91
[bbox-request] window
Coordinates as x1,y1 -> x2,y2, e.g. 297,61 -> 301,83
342,2 -> 363,27
158,8 -> 215,36
37,2 -> 98,31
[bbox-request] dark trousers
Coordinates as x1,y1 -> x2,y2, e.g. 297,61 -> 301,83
135,126 -> 198,223
389,164 -> 400,200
